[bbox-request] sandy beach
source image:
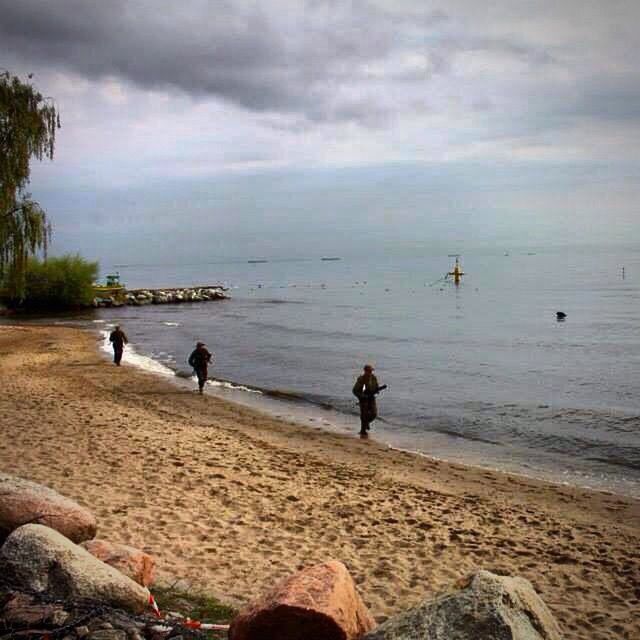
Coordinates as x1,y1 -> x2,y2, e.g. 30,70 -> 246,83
0,324 -> 638,640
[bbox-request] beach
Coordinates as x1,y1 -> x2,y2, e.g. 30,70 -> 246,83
0,324 -> 638,640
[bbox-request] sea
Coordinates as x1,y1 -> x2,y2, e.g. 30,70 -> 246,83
24,246 -> 640,497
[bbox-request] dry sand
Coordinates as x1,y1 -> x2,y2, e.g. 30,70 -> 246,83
0,324 -> 638,639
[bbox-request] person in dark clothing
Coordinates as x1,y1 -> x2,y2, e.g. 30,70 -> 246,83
188,341 -> 212,394
109,325 -> 128,366
352,364 -> 386,436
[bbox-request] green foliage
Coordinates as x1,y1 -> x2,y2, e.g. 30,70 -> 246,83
10,254 -> 99,310
0,198 -> 50,298
152,583 -> 236,626
0,71 -> 60,296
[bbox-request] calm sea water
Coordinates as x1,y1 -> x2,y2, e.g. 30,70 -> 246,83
51,247 -> 640,496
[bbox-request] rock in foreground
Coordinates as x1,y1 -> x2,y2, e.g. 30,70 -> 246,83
1,592 -> 70,629
81,539 -> 156,587
363,570 -> 562,640
229,560 -> 375,640
0,472 -> 96,543
0,524 -> 150,614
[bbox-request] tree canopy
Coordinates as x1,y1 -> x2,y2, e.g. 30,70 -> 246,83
0,71 -> 60,297
19,254 -> 98,310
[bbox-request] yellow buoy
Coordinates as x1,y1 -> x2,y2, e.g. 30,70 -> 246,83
447,256 -> 465,285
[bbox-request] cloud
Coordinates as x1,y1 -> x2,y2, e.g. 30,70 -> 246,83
0,1 -> 394,119
0,0 -> 572,129
3,0 -> 640,261
572,75 -> 640,123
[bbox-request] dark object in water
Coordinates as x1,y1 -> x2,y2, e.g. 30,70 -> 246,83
248,259 -> 268,264
556,311 -> 566,321
321,257 -> 341,261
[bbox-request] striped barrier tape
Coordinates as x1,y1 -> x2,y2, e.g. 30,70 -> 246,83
184,618 -> 230,631
148,593 -> 162,618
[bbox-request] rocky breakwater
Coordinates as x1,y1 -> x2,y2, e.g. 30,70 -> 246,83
93,285 -> 228,308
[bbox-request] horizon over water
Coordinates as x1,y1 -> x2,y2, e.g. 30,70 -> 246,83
53,245 -> 640,497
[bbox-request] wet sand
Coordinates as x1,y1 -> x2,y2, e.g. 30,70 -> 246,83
0,324 -> 638,639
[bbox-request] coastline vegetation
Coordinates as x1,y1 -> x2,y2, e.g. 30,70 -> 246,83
2,254 -> 98,310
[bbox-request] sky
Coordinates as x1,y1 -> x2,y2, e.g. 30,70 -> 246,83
1,0 -> 639,264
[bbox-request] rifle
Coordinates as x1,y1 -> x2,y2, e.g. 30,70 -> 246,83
361,384 -> 387,399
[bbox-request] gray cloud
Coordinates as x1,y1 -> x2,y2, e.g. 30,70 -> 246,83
3,0 -> 640,183
572,76 -> 640,122
0,0 -> 569,127
0,1 -> 395,117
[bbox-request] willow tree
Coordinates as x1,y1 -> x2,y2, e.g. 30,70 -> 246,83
0,71 -> 60,298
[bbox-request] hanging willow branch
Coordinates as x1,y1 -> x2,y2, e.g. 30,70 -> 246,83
0,197 -> 51,299
0,70 -> 60,297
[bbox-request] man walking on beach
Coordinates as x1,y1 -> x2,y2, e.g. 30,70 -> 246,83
188,341 -> 212,394
353,364 -> 385,437
109,325 -> 128,366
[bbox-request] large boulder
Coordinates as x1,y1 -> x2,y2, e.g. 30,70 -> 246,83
229,560 -> 376,640
81,540 -> 156,587
0,524 -> 150,614
0,473 -> 96,543
363,570 -> 562,640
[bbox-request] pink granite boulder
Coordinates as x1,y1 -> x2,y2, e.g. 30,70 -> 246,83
81,539 -> 156,587
229,560 -> 376,640
0,473 -> 96,543
1,592 -> 70,629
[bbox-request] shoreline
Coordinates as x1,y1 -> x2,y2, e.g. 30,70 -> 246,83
0,324 -> 638,640
96,324 -> 640,499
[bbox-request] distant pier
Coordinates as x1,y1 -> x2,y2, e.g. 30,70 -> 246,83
93,285 -> 228,308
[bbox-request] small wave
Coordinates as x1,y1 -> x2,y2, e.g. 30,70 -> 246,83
430,427 -> 502,446
173,369 -> 263,394
162,322 -> 180,327
92,320 -> 106,324
99,331 -> 175,377
586,456 -> 640,471
208,379 -> 262,394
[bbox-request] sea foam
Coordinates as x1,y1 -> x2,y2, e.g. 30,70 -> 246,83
99,329 -> 175,377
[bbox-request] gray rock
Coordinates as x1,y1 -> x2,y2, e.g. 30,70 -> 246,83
0,524 -> 150,613
89,630 -> 127,640
89,619 -> 114,631
145,624 -> 172,640
363,570 -> 562,640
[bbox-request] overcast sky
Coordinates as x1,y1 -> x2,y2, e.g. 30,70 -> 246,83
1,0 -> 639,263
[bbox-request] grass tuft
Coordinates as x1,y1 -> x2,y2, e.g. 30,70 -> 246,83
151,583 -> 237,624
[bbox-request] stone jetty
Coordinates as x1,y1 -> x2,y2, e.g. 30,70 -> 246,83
93,285 -> 228,308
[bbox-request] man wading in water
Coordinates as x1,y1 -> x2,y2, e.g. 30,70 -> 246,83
109,325 -> 128,366
189,341 -> 212,394
352,364 -> 386,437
